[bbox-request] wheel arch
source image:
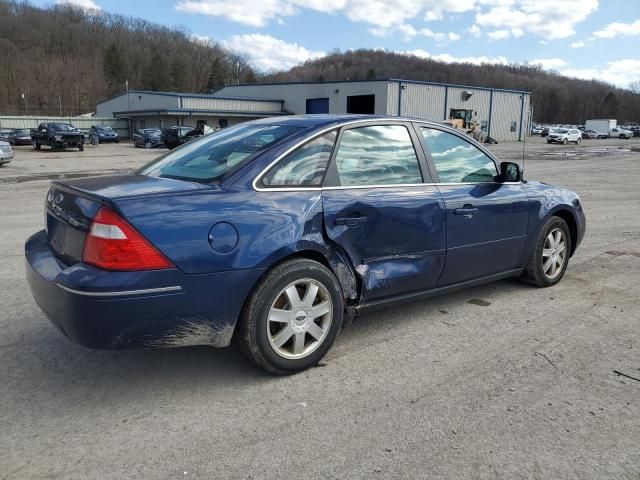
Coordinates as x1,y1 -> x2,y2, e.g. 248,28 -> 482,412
550,208 -> 578,256
258,244 -> 359,304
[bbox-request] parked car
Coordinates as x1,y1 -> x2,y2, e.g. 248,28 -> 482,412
31,123 -> 84,151
25,115 -> 586,374
609,127 -> 632,139
584,129 -> 607,139
133,128 -> 164,148
0,140 -> 14,166
631,126 -> 640,137
161,126 -> 202,149
547,128 -> 582,144
90,125 -> 119,144
0,129 -> 14,143
531,125 -> 542,135
11,128 -> 32,145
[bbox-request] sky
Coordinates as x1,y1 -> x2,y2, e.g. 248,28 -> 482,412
46,0 -> 640,89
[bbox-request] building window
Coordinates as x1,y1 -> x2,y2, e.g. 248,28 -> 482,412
306,98 -> 329,114
510,121 -> 517,132
346,95 -> 375,114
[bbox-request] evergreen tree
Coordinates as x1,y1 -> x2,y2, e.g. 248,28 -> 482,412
102,44 -> 126,94
170,59 -> 186,92
206,58 -> 224,92
143,53 -> 170,91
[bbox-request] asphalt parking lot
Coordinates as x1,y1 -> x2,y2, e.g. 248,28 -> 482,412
1,138 -> 639,479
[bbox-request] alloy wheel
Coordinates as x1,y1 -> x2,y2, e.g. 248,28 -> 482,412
542,228 -> 567,280
267,278 -> 332,359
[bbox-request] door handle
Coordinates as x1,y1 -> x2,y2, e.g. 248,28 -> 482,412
454,205 -> 478,216
335,216 -> 367,227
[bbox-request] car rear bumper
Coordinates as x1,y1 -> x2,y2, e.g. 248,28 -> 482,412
25,230 -> 265,350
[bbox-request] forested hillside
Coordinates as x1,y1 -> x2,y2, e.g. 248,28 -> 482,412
265,50 -> 640,124
0,0 -> 256,116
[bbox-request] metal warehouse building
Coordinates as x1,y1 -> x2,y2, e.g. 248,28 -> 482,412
96,79 -> 531,142
95,91 -> 289,132
215,79 -> 531,142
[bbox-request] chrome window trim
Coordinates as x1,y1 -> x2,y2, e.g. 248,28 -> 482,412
56,284 -> 183,297
252,117 -> 518,193
252,118 -> 411,192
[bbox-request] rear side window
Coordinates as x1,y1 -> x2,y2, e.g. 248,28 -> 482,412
420,127 -> 498,183
261,131 -> 336,187
139,124 -> 303,183
333,125 -> 422,186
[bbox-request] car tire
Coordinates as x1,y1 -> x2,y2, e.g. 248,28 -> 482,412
49,139 -> 56,150
521,216 -> 572,288
576,138 -> 581,145
562,138 -> 568,145
236,258 -> 344,375
79,143 -> 84,152
115,139 -> 119,143
33,140 -> 40,151
145,141 -> 152,149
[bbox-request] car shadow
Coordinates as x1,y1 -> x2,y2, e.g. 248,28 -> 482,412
9,278 -> 530,411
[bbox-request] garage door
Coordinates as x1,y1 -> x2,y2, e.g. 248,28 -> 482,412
306,98 -> 329,114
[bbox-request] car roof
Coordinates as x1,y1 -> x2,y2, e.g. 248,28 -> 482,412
247,113 -> 448,130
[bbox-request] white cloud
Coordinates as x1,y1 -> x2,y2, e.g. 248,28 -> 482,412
570,40 -> 586,48
223,34 -> 325,71
176,0 -> 298,27
593,19 -> 640,38
370,23 -> 461,42
468,24 -> 482,37
560,59 -> 640,88
529,58 -> 568,69
399,49 -> 509,65
55,0 -> 100,9
487,29 -> 511,39
487,27 -> 524,40
475,0 -> 598,39
176,0 -> 475,29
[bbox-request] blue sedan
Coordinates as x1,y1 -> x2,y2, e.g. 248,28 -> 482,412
25,115 -> 586,374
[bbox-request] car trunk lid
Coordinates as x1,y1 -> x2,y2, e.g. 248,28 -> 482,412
45,174 -> 210,265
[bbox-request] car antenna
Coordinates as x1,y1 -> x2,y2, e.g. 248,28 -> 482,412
521,103 -> 528,180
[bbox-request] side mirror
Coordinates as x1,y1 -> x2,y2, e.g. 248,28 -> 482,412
500,162 -> 522,182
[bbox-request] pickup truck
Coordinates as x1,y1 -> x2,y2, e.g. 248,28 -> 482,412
31,123 -> 84,151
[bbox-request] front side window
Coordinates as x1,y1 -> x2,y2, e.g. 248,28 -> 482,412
261,131 -> 336,187
139,124 -> 303,183
420,127 -> 498,183
333,125 -> 422,186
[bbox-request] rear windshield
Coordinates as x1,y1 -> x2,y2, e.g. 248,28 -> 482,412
15,129 -> 30,135
557,129 -> 569,134
143,129 -> 161,135
139,124 -> 304,183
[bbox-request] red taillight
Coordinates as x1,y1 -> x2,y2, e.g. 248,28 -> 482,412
83,207 -> 174,271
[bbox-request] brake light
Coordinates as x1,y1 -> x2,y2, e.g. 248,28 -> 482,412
83,207 -> 173,271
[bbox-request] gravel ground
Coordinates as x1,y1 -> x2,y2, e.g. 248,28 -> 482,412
1,136 -> 639,479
